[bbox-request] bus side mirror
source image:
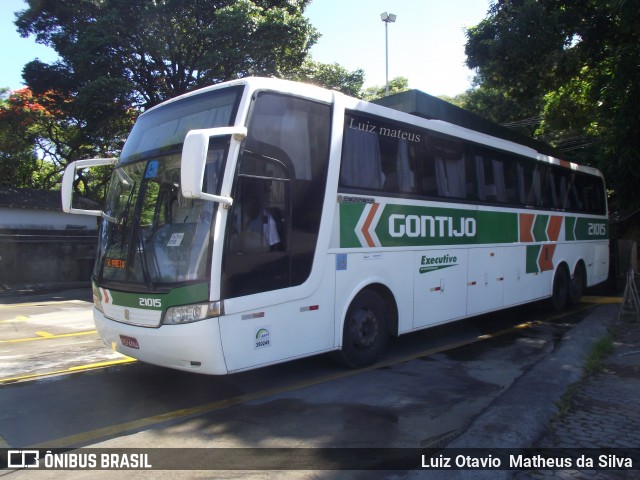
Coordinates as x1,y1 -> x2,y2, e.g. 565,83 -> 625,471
181,126 -> 247,206
61,158 -> 117,216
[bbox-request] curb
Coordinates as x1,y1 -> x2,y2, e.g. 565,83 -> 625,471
401,303 -> 620,480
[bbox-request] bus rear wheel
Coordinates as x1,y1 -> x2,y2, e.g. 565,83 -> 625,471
550,265 -> 570,311
568,263 -> 586,305
337,289 -> 390,369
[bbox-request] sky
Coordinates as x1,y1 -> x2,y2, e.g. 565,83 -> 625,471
0,0 -> 491,97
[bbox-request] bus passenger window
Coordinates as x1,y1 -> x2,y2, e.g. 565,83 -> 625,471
540,167 -> 558,208
429,134 -> 467,199
519,162 -> 543,207
341,125 -> 384,189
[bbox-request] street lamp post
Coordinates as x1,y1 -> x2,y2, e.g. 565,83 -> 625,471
380,12 -> 397,96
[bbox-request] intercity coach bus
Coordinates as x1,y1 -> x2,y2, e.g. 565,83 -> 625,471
61,77 -> 609,374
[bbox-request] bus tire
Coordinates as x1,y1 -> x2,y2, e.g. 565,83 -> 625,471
550,265 -> 569,311
337,289 -> 390,369
568,262 -> 586,306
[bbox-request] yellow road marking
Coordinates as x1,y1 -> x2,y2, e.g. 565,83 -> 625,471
28,304 -> 593,448
29,364 -> 388,448
581,296 -> 623,304
0,330 -> 97,343
0,357 -> 136,385
35,331 -> 55,338
0,315 -> 30,324
0,300 -> 602,447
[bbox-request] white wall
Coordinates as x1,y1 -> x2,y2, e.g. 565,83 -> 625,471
0,207 -> 97,230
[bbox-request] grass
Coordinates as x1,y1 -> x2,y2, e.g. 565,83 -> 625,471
583,334 -> 614,375
552,333 -> 614,421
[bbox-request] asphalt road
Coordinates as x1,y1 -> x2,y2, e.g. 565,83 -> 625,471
0,290 -> 615,479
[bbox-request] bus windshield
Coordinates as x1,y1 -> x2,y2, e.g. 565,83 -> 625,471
95,87 -> 241,291
120,87 -> 241,163
96,150 -> 223,290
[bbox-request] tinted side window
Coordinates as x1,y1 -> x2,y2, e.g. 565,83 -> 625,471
245,92 -> 329,181
424,133 -> 472,200
223,93 -> 331,298
473,147 -> 518,204
340,113 -> 420,194
574,173 -> 607,215
339,111 -> 606,215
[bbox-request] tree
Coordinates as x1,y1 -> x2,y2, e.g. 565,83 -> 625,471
288,59 -> 364,97
12,0 -> 320,199
16,0 -> 320,111
361,77 -> 410,101
0,88 -> 41,188
0,87 -> 126,199
464,0 -> 640,210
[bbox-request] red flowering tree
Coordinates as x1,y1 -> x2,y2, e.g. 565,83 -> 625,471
0,87 -> 134,201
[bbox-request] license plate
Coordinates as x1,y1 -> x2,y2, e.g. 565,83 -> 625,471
119,335 -> 139,349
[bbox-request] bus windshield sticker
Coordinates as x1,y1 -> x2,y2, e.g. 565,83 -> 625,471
167,232 -> 185,247
144,160 -> 159,179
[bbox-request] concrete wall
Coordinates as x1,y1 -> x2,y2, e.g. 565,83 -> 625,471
0,206 -> 98,231
0,229 -> 97,290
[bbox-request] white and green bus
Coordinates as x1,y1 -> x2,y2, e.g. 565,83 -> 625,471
62,77 -> 608,374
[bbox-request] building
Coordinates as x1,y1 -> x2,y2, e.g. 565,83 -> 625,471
0,186 -> 99,290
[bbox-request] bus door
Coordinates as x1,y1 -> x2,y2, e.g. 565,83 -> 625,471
223,164 -> 291,298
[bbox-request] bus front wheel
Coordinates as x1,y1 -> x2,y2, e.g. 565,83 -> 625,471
337,289 -> 390,369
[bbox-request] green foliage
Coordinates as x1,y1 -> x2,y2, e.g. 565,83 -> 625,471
1,89 -> 70,191
0,86 -> 132,202
288,59 -> 364,97
8,0 -> 320,201
362,77 -> 410,101
464,0 -> 640,210
584,335 -> 614,375
16,0 -> 319,110
0,89 -> 39,188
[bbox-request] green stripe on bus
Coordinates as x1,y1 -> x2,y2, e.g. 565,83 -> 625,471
526,245 -> 542,273
476,210 -> 518,244
339,202 -> 367,248
339,201 -> 607,248
574,217 -> 608,240
339,202 -> 518,247
565,217 -> 577,241
108,283 -> 209,310
375,204 -> 478,247
532,214 -> 549,242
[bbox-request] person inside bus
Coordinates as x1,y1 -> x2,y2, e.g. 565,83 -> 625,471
238,191 -> 281,253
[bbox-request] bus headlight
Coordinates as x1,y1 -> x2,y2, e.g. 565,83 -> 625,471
163,302 -> 222,325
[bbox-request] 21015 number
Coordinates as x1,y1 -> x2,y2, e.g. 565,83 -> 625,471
139,298 -> 162,308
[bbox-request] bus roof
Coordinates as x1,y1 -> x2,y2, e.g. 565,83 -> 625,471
372,89 -> 561,158
372,88 -> 602,178
139,77 -> 603,178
